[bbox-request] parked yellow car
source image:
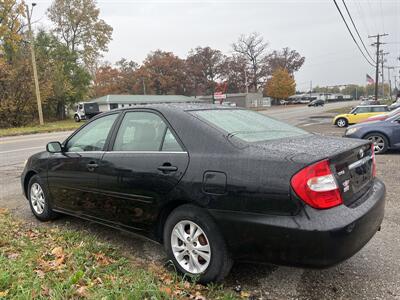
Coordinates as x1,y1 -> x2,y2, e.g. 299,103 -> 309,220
333,105 -> 389,127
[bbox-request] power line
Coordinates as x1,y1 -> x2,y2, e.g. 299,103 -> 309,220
333,0 -> 375,67
341,0 -> 375,63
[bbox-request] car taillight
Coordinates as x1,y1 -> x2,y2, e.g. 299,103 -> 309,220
291,159 -> 343,209
371,144 -> 376,177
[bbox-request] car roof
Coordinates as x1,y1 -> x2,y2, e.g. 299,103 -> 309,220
356,105 -> 388,107
109,103 -> 240,113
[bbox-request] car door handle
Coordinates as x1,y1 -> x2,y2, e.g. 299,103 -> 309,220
87,162 -> 98,172
157,165 -> 178,173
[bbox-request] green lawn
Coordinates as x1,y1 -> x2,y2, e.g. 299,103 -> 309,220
325,106 -> 353,115
0,209 -> 241,299
0,119 -> 83,138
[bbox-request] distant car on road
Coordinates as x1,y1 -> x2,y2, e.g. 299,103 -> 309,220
360,99 -> 380,106
21,104 -> 385,283
308,99 -> 325,107
361,107 -> 400,123
345,114 -> 400,154
333,105 -> 389,127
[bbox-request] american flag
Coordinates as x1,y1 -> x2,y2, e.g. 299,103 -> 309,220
366,74 -> 374,85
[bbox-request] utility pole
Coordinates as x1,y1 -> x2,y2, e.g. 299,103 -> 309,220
387,67 -> 394,100
25,3 -> 44,125
380,51 -> 389,98
369,33 -> 388,101
310,81 -> 312,100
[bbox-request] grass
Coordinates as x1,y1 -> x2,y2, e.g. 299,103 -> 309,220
0,119 -> 82,137
0,209 -> 241,299
325,106 -> 354,115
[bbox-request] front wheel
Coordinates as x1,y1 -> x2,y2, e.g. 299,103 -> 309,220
365,133 -> 389,154
163,205 -> 232,283
74,114 -> 81,122
336,118 -> 348,128
28,175 -> 59,221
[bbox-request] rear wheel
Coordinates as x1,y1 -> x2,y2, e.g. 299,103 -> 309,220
28,175 -> 59,221
336,118 -> 348,128
163,205 -> 232,283
365,133 -> 388,154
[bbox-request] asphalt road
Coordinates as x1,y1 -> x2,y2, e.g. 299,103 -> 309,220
1,100 -> 399,299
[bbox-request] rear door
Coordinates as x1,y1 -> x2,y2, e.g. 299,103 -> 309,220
96,110 -> 189,230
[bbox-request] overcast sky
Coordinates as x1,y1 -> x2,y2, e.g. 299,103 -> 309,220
32,0 -> 400,91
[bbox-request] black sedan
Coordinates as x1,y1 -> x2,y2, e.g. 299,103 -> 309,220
308,99 -> 325,107
344,114 -> 400,154
21,104 -> 386,283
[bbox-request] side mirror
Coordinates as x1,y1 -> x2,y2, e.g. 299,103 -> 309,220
46,141 -> 63,153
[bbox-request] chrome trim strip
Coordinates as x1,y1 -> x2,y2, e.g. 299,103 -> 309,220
348,156 -> 372,170
104,151 -> 188,154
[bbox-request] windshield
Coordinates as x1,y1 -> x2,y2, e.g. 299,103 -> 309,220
192,109 -> 309,142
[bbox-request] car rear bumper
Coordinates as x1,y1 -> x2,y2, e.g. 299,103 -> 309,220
209,178 -> 385,267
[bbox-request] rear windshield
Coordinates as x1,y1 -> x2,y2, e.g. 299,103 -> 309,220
192,109 -> 309,142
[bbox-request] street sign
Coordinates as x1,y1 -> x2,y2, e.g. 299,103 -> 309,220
214,92 -> 226,100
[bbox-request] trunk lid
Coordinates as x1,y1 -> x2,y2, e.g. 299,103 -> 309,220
244,134 -> 374,207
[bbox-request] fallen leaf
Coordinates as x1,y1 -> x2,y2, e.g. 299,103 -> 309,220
35,269 -> 46,278
41,286 -> 50,297
94,253 -> 114,266
0,208 -> 8,215
51,247 -> 64,257
75,286 -> 88,298
240,291 -> 250,298
7,252 -> 19,260
159,287 -> 172,295
0,290 -> 9,297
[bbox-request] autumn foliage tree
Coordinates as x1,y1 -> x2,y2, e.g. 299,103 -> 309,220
264,68 -> 296,100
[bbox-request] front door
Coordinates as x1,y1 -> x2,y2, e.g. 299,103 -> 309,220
97,110 -> 189,231
48,113 -> 119,214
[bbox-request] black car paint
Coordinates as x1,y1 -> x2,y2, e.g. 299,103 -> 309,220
21,104 -> 386,267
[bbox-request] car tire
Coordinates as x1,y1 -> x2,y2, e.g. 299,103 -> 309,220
163,204 -> 233,283
364,133 -> 389,154
336,118 -> 348,128
74,115 -> 80,122
28,175 -> 59,221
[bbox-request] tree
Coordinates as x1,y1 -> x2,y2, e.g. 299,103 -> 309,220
265,47 -> 305,75
47,0 -> 113,68
232,32 -> 268,91
34,30 -> 91,119
141,50 -> 186,95
0,0 -> 26,59
264,68 -> 296,100
186,46 -> 225,96
93,63 -> 122,97
220,55 -> 248,93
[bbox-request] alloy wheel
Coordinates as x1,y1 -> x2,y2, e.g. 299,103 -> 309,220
171,220 -> 211,274
368,136 -> 385,153
337,119 -> 346,127
30,183 -> 45,214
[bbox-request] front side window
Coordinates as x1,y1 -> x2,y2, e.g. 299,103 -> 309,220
354,107 -> 370,113
66,114 -> 118,152
192,109 -> 309,143
113,111 -> 182,151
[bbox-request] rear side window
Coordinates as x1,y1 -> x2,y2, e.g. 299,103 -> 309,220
192,109 -> 308,142
371,107 -> 387,112
113,111 -> 183,151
